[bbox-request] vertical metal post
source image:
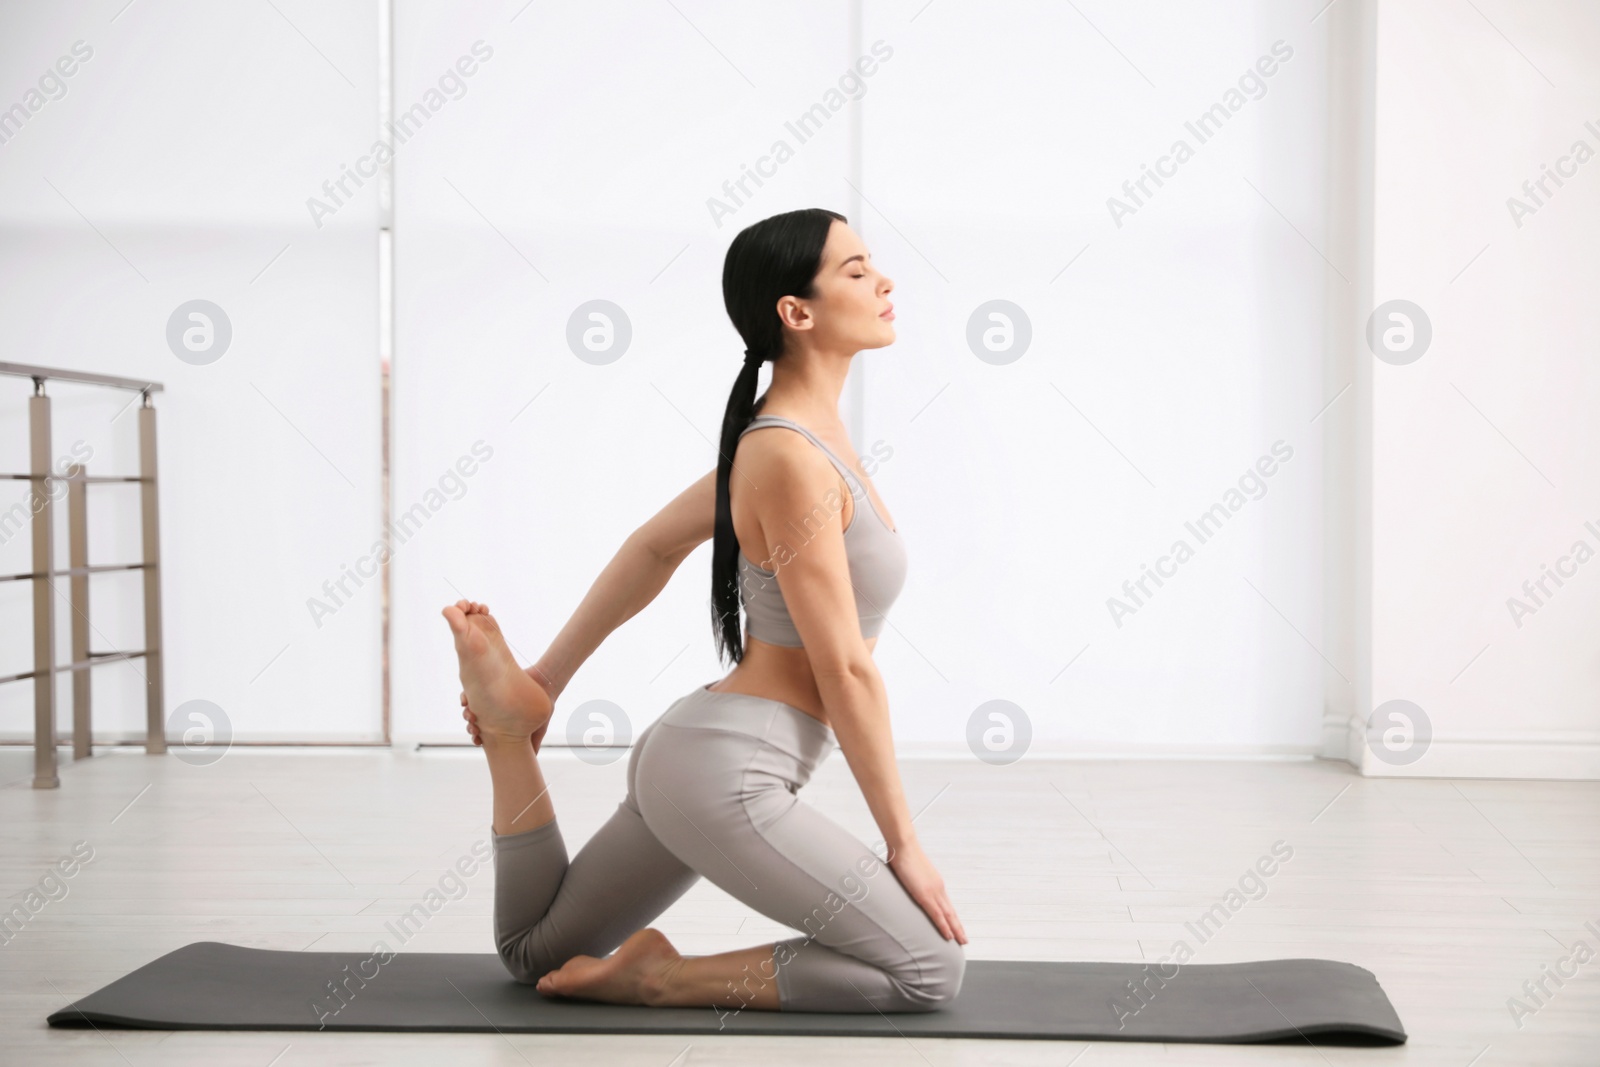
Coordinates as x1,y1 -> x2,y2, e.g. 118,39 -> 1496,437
139,393 -> 166,754
67,462 -> 91,760
30,383 -> 59,788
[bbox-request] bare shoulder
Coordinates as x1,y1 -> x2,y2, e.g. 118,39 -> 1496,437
734,421 -> 843,508
734,423 -> 853,579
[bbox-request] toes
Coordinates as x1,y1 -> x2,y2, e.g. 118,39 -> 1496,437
441,605 -> 468,635
453,599 -> 494,619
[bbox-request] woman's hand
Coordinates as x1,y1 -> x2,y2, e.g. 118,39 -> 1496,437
461,663 -> 556,752
886,839 -> 968,944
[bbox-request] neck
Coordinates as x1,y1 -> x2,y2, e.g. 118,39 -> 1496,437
762,341 -> 854,427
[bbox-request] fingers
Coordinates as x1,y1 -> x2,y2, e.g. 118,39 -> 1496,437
916,880 -> 966,944
924,894 -> 954,941
929,881 -> 965,944
944,896 -> 968,944
934,885 -> 966,944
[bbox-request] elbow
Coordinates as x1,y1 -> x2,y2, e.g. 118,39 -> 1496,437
811,647 -> 875,683
810,652 -> 879,708
626,527 -> 669,565
628,527 -> 689,571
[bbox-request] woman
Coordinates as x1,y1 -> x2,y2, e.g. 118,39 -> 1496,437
442,207 -> 967,1015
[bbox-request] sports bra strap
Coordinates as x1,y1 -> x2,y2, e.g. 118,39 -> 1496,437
740,416 -> 866,498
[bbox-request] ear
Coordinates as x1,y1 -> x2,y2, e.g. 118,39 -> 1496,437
779,294 -> 814,332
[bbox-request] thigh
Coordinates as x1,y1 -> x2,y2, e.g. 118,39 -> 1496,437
557,718 -> 702,943
634,722 -> 949,986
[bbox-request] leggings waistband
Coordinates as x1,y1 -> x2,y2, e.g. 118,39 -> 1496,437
660,683 -> 837,768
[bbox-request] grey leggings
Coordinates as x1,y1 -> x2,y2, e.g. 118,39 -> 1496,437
491,682 -> 965,1013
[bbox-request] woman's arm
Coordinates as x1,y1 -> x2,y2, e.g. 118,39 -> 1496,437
753,442 -> 916,850
743,433 -> 964,942
526,468 -> 720,699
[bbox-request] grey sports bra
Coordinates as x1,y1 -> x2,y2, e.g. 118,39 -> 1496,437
736,415 -> 908,648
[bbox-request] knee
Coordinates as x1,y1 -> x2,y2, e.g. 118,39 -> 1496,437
496,928 -> 559,985
499,915 -> 576,991
894,935 -> 966,1010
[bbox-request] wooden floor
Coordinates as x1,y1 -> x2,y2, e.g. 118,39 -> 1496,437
2,741 -> 1596,1066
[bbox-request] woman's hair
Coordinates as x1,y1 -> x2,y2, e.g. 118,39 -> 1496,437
710,207 -> 847,665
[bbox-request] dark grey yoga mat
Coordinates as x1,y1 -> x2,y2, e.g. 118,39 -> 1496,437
47,941 -> 1406,1044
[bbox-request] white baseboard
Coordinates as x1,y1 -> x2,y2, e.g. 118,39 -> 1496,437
1339,716 -> 1600,780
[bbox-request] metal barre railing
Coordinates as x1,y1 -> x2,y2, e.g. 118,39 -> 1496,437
1,362 -> 166,788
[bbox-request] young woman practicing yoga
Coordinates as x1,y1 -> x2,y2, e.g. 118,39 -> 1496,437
441,207 -> 967,1015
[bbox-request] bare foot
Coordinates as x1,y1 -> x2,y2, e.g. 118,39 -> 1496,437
535,928 -> 685,1007
441,601 -> 552,743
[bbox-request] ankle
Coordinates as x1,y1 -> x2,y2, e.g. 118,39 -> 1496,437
481,731 -> 533,749
639,954 -> 687,1008
528,663 -> 560,700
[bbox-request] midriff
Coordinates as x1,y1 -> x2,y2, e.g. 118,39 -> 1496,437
704,633 -> 878,728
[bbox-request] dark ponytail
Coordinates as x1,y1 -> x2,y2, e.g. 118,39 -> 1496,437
710,207 -> 846,665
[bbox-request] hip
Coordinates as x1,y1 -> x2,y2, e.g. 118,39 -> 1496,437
651,681 -> 838,782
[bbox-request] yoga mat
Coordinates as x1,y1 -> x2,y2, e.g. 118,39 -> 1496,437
47,941 -> 1406,1044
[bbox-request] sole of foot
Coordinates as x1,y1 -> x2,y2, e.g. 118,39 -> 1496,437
441,602 -> 552,743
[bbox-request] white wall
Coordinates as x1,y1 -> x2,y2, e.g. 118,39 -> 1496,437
388,0 -> 860,744
1351,0 -> 1600,777
0,2 -> 383,743
387,0 -> 1336,755
852,1 -> 1331,754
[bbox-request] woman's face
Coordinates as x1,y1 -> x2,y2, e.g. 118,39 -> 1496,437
786,220 -> 895,353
